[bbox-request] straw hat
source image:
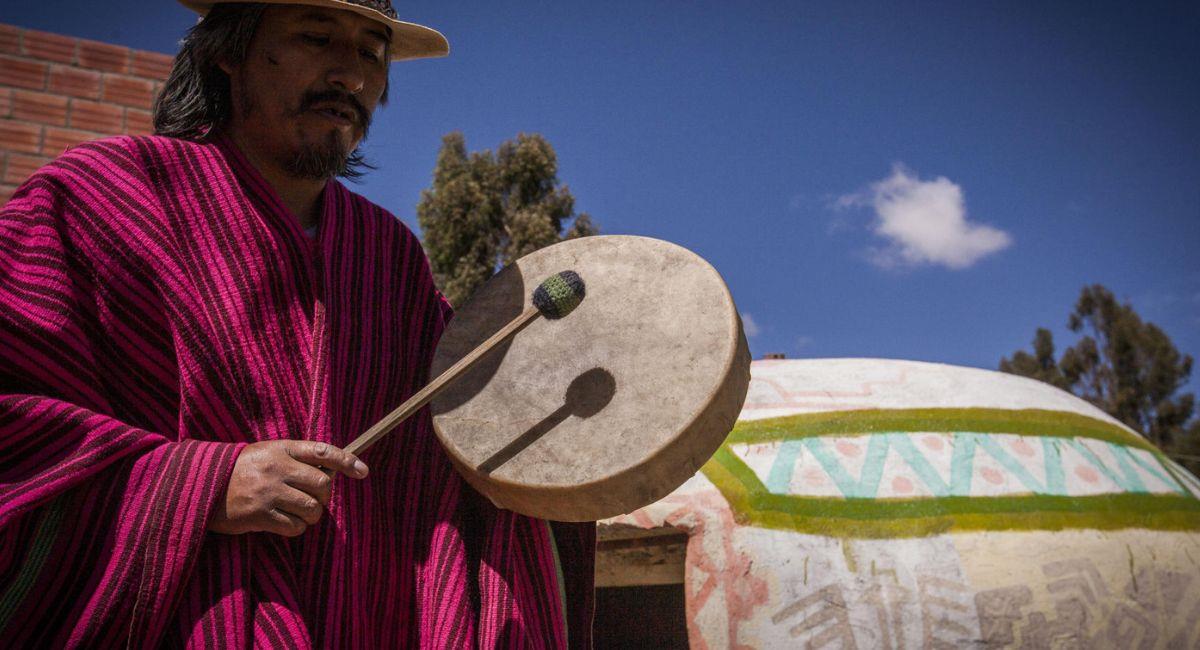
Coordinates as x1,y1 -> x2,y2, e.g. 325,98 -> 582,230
177,0 -> 449,61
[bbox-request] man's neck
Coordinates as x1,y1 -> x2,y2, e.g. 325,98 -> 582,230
224,130 -> 325,231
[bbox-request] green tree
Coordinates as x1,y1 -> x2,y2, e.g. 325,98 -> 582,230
998,328 -> 1069,391
417,131 -> 597,307
1001,284 -> 1197,471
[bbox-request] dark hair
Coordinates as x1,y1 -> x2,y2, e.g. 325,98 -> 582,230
153,3 -> 388,180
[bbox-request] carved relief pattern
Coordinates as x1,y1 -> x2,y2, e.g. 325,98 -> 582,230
972,558 -> 1198,649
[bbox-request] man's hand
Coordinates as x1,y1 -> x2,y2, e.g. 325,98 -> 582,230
208,440 -> 369,537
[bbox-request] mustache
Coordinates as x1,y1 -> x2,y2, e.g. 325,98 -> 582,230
296,89 -> 372,131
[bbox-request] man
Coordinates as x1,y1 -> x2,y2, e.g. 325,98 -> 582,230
0,1 -> 594,646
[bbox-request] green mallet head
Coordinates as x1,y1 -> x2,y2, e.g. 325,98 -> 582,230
532,270 -> 586,319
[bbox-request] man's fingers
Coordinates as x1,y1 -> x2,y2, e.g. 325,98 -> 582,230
285,464 -> 333,507
285,440 -> 369,478
265,507 -> 308,537
275,487 -> 325,526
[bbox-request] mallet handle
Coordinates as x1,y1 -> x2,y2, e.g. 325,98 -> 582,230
342,306 -> 541,458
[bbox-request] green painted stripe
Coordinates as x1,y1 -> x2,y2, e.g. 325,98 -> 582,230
741,503 -> 1200,539
0,498 -> 65,633
700,445 -> 1200,539
729,408 -> 1155,452
749,490 -> 1200,521
702,446 -> 758,523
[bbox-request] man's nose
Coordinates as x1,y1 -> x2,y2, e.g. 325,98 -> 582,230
325,53 -> 366,95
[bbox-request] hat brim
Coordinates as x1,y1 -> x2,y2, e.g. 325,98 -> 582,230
178,0 -> 449,61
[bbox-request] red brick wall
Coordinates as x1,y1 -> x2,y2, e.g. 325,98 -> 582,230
0,23 -> 173,204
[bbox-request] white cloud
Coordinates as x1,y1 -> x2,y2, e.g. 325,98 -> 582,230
836,164 -> 1012,270
741,313 -> 761,337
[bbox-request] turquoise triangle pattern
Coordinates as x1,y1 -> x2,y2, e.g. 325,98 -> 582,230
759,432 -> 1188,499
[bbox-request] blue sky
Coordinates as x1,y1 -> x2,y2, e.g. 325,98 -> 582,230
4,1 -> 1198,395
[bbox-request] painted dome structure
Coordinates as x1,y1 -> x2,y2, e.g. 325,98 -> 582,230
598,358 -> 1200,648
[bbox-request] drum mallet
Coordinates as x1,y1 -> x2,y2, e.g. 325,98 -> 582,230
339,270 -> 586,460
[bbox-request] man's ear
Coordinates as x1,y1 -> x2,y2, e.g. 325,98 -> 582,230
217,57 -> 235,76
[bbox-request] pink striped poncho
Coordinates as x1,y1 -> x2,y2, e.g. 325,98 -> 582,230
0,134 -> 594,648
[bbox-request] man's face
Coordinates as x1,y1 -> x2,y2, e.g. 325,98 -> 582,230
223,5 -> 390,179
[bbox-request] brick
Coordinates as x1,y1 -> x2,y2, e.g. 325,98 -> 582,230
101,74 -> 155,108
0,183 -> 17,207
124,108 -> 153,135
78,40 -> 128,73
0,55 -> 48,91
130,50 -> 174,80
0,25 -> 19,55
42,126 -> 92,156
48,65 -> 100,99
11,90 -> 68,126
0,120 -> 43,155
21,29 -> 77,65
3,152 -> 51,185
0,89 -> 11,118
70,98 -> 124,133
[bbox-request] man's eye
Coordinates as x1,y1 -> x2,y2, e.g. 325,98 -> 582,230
360,49 -> 382,63
302,34 -> 330,46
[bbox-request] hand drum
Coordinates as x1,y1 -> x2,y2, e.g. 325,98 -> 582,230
430,235 -> 750,521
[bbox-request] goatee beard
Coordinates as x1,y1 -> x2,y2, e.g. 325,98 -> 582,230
242,86 -> 373,181
285,131 -> 354,180
285,88 -> 373,180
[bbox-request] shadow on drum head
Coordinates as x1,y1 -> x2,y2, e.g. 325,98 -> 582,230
477,367 -> 617,475
431,265 -> 527,416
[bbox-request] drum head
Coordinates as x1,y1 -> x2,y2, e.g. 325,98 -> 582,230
431,235 -> 750,521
